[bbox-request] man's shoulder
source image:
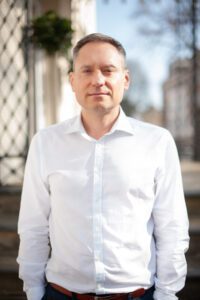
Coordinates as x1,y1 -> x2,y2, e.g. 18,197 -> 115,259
36,115 -> 78,137
31,115 -> 79,145
128,116 -> 169,136
126,116 -> 174,147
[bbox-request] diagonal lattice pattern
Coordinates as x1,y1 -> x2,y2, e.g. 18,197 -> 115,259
0,0 -> 29,186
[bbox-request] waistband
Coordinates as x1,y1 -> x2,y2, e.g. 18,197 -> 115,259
50,283 -> 149,300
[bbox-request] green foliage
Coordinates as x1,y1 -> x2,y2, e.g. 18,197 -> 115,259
29,10 -> 73,55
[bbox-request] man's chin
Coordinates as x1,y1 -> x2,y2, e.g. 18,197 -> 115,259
92,104 -> 118,115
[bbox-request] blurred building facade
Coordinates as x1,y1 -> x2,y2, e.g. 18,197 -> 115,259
163,53 -> 200,159
0,0 -> 96,187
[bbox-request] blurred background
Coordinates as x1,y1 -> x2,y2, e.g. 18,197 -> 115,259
0,0 -> 199,299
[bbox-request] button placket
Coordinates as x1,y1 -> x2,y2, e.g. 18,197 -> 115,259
93,141 -> 105,292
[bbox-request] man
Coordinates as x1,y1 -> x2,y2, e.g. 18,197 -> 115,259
17,33 -> 189,300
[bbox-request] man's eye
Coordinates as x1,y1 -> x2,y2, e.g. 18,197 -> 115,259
83,69 -> 91,73
103,69 -> 114,74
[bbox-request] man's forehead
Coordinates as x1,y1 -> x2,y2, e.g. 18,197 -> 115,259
79,63 -> 118,70
75,61 -> 125,72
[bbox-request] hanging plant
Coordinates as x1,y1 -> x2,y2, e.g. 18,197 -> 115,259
27,10 -> 73,56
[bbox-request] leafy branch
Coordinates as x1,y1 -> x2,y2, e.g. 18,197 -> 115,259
25,10 -> 73,56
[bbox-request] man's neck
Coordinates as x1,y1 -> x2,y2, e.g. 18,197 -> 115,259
81,107 -> 120,140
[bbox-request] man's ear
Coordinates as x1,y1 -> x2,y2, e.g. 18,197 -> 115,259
69,72 -> 75,91
124,70 -> 130,91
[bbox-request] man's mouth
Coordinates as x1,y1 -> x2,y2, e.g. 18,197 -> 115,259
88,92 -> 109,96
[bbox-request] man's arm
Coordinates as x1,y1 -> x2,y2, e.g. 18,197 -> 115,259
17,133 -> 51,300
153,131 -> 189,300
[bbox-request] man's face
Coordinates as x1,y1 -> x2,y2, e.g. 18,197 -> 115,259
70,42 -> 130,115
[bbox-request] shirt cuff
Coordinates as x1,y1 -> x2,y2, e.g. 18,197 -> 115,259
26,286 -> 45,300
153,289 -> 178,300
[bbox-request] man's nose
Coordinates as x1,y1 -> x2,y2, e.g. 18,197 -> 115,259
91,71 -> 105,86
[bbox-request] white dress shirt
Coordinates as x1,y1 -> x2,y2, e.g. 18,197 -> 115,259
17,109 -> 189,300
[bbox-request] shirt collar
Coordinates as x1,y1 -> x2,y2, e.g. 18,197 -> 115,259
64,107 -> 135,136
63,114 -> 85,135
109,107 -> 135,136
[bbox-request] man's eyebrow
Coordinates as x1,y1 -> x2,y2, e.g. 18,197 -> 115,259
79,65 -> 92,70
102,64 -> 117,69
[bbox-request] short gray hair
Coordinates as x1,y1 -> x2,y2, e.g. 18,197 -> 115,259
73,33 -> 126,63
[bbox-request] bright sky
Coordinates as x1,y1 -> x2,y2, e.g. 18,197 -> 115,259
96,0 -> 170,109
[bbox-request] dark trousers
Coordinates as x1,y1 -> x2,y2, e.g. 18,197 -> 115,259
41,284 -> 155,300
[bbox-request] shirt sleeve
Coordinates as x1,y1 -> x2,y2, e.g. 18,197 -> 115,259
17,133 -> 51,300
152,131 -> 190,300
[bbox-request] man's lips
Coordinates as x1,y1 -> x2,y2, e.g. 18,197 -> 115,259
87,92 -> 110,96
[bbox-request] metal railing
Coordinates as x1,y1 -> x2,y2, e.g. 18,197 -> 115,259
0,0 -> 30,187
